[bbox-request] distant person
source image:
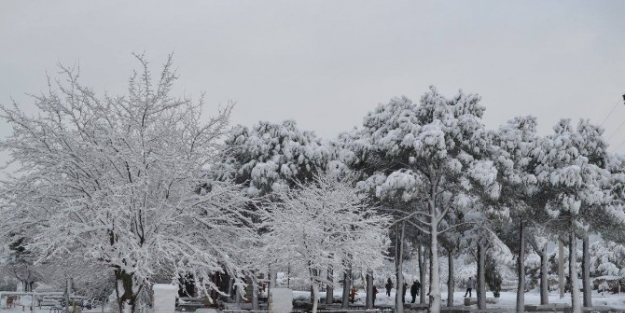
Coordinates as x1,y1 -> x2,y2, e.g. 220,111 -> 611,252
464,277 -> 475,298
372,286 -> 379,306
385,278 -> 392,296
402,282 -> 407,303
350,287 -> 357,303
410,280 -> 421,303
565,276 -> 571,293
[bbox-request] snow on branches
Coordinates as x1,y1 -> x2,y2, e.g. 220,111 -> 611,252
351,86 -> 496,313
213,120 -> 331,196
0,54 -> 254,312
258,174 -> 390,310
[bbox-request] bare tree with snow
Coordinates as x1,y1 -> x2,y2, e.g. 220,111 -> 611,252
259,174 -> 390,313
0,54 -> 256,313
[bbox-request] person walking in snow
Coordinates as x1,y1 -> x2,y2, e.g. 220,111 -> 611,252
410,280 -> 420,303
464,277 -> 475,298
385,278 -> 392,296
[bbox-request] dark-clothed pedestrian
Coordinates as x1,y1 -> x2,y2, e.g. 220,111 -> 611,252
372,286 -> 378,306
402,282 -> 407,303
410,280 -> 421,303
385,278 -> 392,296
464,277 -> 475,298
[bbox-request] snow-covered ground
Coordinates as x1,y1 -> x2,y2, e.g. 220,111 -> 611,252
4,289 -> 625,312
293,288 -> 625,310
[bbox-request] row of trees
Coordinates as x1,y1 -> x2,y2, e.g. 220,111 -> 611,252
1,56 -> 624,313
0,56 -> 389,313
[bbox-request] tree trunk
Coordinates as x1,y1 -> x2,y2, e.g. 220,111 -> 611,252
517,221 -> 525,313
114,269 -> 140,313
271,267 -> 277,287
366,272 -> 373,309
419,244 -> 427,304
252,275 -> 259,311
558,239 -> 565,299
540,246 -> 549,305
447,252 -> 454,307
226,277 -> 233,301
582,231 -> 592,308
396,222 -> 405,313
477,241 -> 486,310
569,226 -> 581,313
342,257 -> 352,308
269,265 -> 277,297
65,278 -> 71,313
429,199 -> 441,313
310,269 -> 317,308
236,281 -> 242,304
326,266 -> 334,304
312,283 -> 320,313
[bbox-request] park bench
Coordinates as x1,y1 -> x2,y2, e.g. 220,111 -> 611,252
222,302 -> 268,311
40,297 -> 62,307
463,298 -> 498,306
177,297 -> 206,312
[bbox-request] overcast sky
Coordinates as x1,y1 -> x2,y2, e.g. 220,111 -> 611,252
1,1 -> 625,159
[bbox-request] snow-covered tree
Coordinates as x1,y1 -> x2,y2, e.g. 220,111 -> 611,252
350,87 -> 499,313
0,54 -> 256,313
259,174 -> 390,313
489,115 -> 552,311
213,120 -> 331,197
526,225 -> 553,304
589,240 -> 625,277
598,153 -> 625,244
3,235 -> 40,291
212,120 -> 334,308
535,119 -> 612,313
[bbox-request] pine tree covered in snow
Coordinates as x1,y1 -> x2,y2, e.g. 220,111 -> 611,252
589,240 -> 625,277
598,154 -> 625,244
349,87 -> 499,313
489,115 -> 552,311
0,55 -> 256,313
211,120 -> 336,308
213,120 -> 331,197
535,119 -> 613,312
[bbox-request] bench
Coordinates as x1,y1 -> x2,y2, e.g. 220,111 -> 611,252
41,299 -> 62,307
463,298 -> 498,306
177,297 -> 207,311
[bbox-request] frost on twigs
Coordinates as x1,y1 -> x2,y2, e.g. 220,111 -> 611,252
0,54 -> 253,312
258,173 -> 390,313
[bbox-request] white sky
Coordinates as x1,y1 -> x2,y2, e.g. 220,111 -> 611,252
1,1 -> 625,158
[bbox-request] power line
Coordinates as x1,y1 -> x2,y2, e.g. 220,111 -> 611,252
607,118 -> 625,142
600,99 -> 621,127
613,139 -> 625,152
605,96 -> 625,142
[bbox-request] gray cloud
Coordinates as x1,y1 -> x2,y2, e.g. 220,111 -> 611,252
1,0 -> 624,158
